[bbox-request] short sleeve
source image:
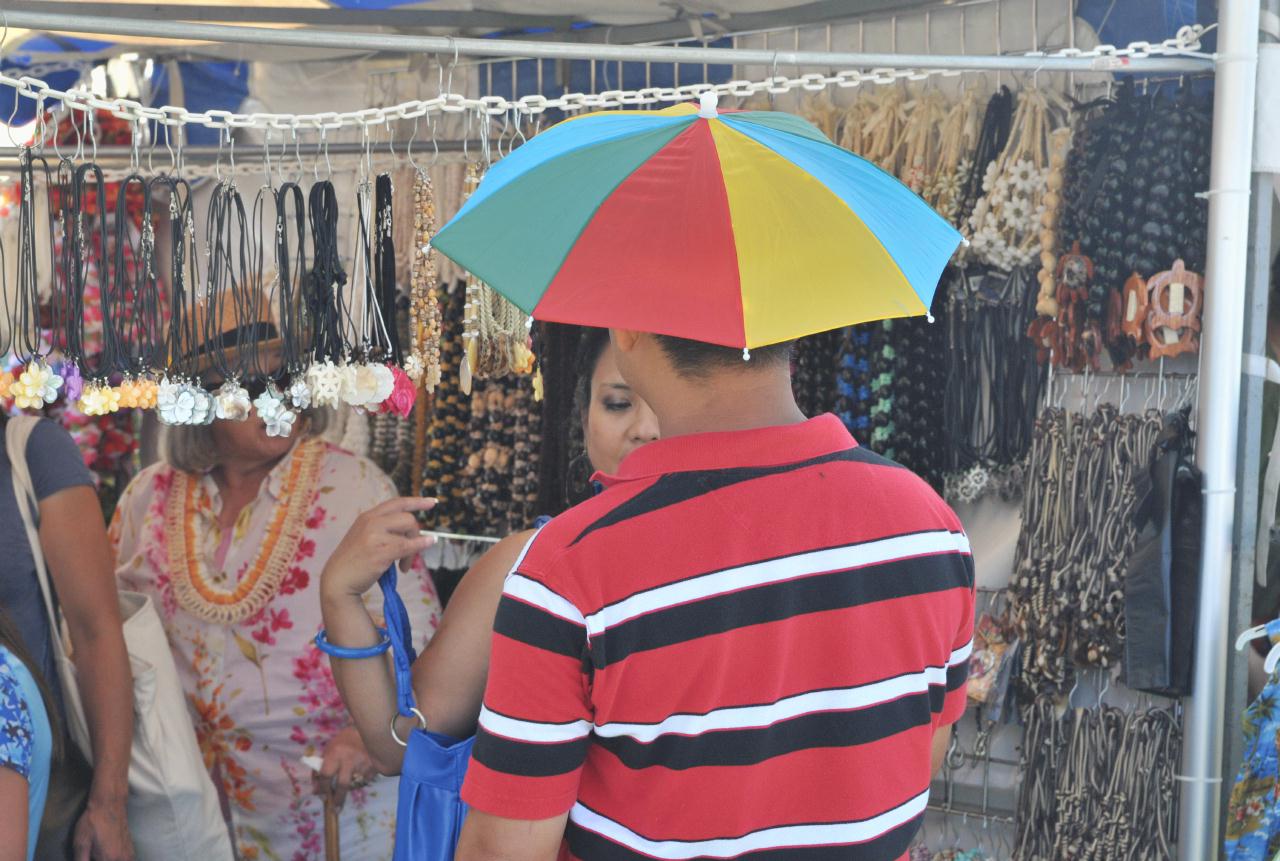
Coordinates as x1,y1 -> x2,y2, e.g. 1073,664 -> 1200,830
25,419 -> 92,501
108,464 -> 161,569
938,547 -> 976,727
461,560 -> 592,820
0,656 -> 36,782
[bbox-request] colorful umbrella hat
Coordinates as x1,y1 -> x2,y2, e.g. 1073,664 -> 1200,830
431,94 -> 964,349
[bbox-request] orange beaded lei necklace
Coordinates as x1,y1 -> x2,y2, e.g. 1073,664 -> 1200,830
164,437 -> 324,625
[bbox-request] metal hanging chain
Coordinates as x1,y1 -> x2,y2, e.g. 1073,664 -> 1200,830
0,25 -> 1213,135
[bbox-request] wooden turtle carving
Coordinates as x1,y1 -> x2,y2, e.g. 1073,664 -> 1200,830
1120,272 -> 1150,343
1145,259 -> 1202,360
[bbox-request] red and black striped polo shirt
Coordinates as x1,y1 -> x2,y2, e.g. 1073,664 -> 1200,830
462,414 -> 974,861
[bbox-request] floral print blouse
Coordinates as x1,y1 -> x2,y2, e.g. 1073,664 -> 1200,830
110,440 -> 442,861
1,643 -> 53,861
1226,620 -> 1280,860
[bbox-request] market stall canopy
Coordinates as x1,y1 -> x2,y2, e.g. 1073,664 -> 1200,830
2,0 -> 894,63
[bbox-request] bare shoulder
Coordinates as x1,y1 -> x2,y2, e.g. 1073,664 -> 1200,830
468,530 -> 537,584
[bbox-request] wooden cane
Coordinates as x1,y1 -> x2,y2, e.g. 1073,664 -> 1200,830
324,792 -> 341,861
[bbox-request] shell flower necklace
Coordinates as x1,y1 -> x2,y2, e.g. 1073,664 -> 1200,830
165,437 -> 324,626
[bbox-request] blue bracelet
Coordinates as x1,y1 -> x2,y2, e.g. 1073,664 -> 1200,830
315,628 -> 392,659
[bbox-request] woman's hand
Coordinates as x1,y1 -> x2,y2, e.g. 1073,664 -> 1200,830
314,726 -> 378,810
320,497 -> 437,600
73,800 -> 135,861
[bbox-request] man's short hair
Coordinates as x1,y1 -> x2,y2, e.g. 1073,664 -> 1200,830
654,334 -> 793,378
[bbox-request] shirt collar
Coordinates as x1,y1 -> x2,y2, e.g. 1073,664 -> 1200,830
596,413 -> 857,485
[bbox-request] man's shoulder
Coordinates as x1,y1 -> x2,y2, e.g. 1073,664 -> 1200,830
515,477 -> 658,580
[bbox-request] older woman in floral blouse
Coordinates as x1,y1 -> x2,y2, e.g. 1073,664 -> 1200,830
110,316 -> 441,861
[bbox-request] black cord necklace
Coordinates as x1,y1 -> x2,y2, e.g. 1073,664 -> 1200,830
957,87 -> 1014,227
275,181 -> 308,376
353,177 -> 377,361
49,156 -> 77,367
71,162 -> 110,379
375,172 -> 401,365
157,175 -> 199,381
307,179 -> 346,363
107,172 -> 162,378
203,177 -> 255,381
12,150 -> 52,362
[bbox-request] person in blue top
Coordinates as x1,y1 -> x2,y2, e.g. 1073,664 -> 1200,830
0,607 -> 58,861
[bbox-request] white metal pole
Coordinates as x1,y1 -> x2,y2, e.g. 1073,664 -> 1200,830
0,9 -> 1213,75
1180,1 -> 1261,858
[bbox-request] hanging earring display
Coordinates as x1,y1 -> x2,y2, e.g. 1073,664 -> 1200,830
408,170 -> 443,390
456,161 -> 533,392
462,273 -> 535,390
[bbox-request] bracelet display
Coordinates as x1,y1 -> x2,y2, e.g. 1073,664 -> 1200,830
314,627 -> 392,659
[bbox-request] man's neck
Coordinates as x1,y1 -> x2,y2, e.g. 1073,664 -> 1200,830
653,367 -> 808,439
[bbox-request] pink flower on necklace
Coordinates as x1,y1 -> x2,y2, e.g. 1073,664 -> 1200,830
379,364 -> 417,418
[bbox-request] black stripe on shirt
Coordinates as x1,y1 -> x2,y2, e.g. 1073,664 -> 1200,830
565,811 -> 922,861
588,553 -> 971,669
471,726 -> 589,778
595,690 -> 935,771
947,660 -> 968,693
570,447 -> 900,547
589,528 -> 963,623
493,595 -> 588,660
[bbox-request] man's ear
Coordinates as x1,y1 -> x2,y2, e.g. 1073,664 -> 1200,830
609,329 -> 642,353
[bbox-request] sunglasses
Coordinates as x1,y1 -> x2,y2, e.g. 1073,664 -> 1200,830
201,375 -> 293,401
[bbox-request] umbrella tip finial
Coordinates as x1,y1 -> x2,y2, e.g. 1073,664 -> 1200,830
926,313 -> 936,324
699,91 -> 719,119
742,347 -> 750,361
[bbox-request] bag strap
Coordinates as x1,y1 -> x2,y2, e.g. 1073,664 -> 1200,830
376,528 -> 546,721
376,565 -> 419,718
5,416 -> 65,649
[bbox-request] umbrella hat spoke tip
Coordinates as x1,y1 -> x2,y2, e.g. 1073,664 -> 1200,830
698,92 -> 719,119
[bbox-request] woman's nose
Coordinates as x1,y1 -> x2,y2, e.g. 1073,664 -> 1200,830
631,402 -> 660,443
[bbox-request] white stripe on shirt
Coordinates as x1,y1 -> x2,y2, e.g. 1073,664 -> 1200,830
502,574 -> 586,626
569,789 -> 930,859
478,706 -> 592,744
584,530 -> 971,636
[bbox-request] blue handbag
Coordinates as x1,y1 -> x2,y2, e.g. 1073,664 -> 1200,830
379,564 -> 475,861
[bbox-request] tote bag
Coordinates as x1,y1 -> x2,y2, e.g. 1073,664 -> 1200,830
7,416 -> 233,861
378,564 -> 474,861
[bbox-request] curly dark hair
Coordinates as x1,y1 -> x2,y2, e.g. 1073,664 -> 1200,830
573,327 -> 613,421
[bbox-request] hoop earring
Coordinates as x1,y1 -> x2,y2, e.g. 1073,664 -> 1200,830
564,450 -> 593,508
